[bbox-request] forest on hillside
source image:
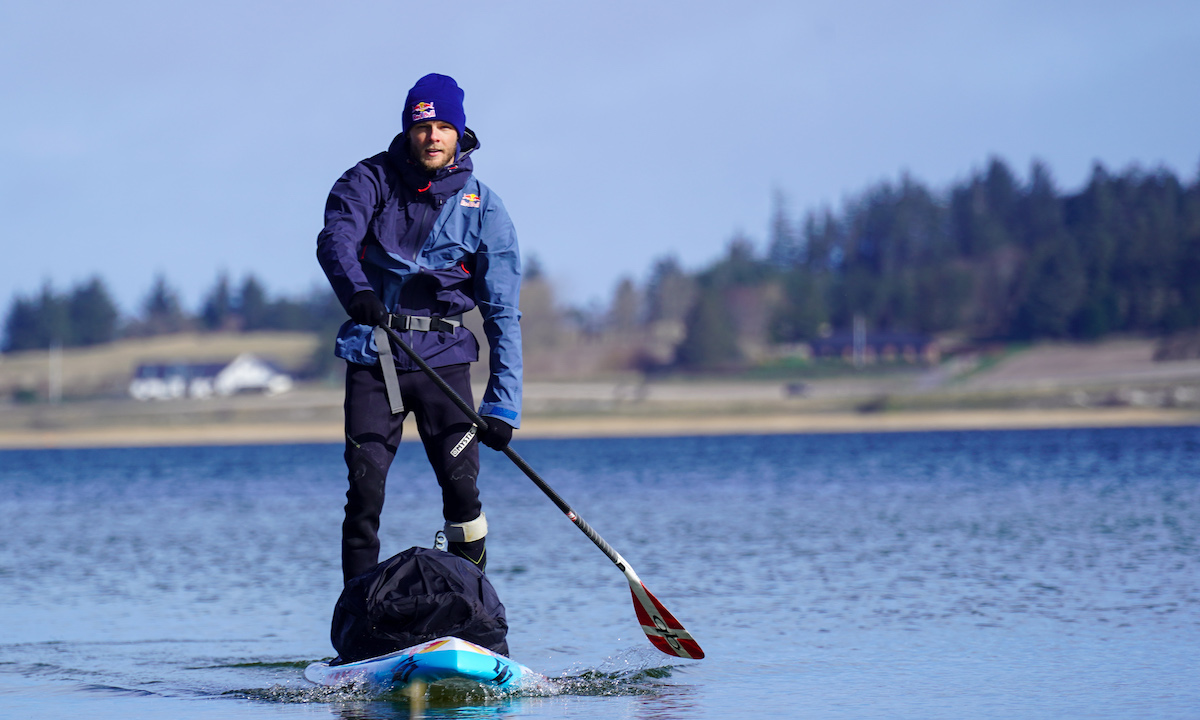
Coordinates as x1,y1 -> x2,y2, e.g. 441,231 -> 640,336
4,155 -> 1199,372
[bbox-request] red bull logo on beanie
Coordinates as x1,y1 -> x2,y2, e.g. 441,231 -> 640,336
460,193 -> 481,208
412,101 -> 436,122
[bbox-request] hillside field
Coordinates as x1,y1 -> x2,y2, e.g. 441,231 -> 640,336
2,334 -> 1198,448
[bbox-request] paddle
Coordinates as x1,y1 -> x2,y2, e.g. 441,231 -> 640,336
380,324 -> 705,660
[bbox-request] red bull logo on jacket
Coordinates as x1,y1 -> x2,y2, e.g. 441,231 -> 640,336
460,193 -> 481,208
411,101 -> 436,122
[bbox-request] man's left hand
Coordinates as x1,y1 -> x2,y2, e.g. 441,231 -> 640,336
477,419 -> 513,451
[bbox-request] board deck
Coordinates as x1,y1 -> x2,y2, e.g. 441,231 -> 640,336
304,636 -> 534,692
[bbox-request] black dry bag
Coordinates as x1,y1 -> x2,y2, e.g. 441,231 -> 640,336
331,547 -> 509,663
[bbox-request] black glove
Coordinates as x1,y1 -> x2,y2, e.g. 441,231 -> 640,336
477,418 -> 513,451
347,290 -> 387,326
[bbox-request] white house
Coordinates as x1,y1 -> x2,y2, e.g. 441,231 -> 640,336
129,353 -> 293,400
213,353 -> 293,396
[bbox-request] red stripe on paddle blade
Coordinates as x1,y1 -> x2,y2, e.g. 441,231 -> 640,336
630,585 -> 705,660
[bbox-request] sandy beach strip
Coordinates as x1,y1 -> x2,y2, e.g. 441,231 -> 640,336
1,407 -> 1196,450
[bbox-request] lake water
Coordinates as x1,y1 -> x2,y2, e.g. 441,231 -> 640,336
1,426 -> 1198,719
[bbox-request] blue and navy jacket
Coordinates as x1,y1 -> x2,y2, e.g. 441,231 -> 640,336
316,129 -> 523,427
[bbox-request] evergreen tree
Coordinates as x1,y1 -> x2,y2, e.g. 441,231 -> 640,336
1065,163 -> 1121,337
36,283 -> 70,346
708,236 -> 765,287
201,272 -> 235,330
67,277 -> 120,346
950,160 -> 1025,336
3,279 -> 118,350
645,255 -> 696,327
802,208 -> 842,272
1173,174 -> 1200,329
237,275 -> 270,330
1010,162 -> 1087,338
769,271 -> 829,342
767,190 -> 803,267
139,274 -> 187,335
1111,169 -> 1183,331
3,294 -> 43,351
675,280 -> 741,371
608,276 -> 642,334
913,263 -> 973,333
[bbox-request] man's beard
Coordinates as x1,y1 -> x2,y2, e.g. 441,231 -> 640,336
415,146 -> 455,172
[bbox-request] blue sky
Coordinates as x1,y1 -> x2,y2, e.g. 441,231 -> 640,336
2,1 -> 1198,316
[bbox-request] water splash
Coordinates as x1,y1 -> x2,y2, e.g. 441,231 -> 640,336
532,645 -> 680,698
228,645 -> 681,706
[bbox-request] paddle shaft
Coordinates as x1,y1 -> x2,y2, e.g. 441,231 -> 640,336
380,326 -> 623,567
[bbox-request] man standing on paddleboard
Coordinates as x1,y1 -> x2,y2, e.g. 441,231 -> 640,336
316,73 -> 522,584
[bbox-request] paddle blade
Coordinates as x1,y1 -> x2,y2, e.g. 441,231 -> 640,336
629,582 -> 705,659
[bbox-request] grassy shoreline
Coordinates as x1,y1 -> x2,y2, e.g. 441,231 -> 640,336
3,335 -> 1199,449
2,406 -> 1196,450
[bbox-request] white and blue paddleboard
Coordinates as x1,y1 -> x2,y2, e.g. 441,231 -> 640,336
304,636 -> 535,692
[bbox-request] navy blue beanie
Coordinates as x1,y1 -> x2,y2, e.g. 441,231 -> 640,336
402,73 -> 466,137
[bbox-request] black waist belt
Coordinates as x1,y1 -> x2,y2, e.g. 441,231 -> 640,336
384,313 -> 463,333
372,315 -> 464,416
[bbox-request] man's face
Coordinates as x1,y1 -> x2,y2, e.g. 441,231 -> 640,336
408,120 -> 459,172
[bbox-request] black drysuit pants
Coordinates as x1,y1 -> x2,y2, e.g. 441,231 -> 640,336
341,361 -> 481,584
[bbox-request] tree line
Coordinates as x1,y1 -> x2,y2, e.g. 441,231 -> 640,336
767,157 -> 1200,342
6,154 -> 1199,373
2,272 -> 344,353
647,156 -> 1200,369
